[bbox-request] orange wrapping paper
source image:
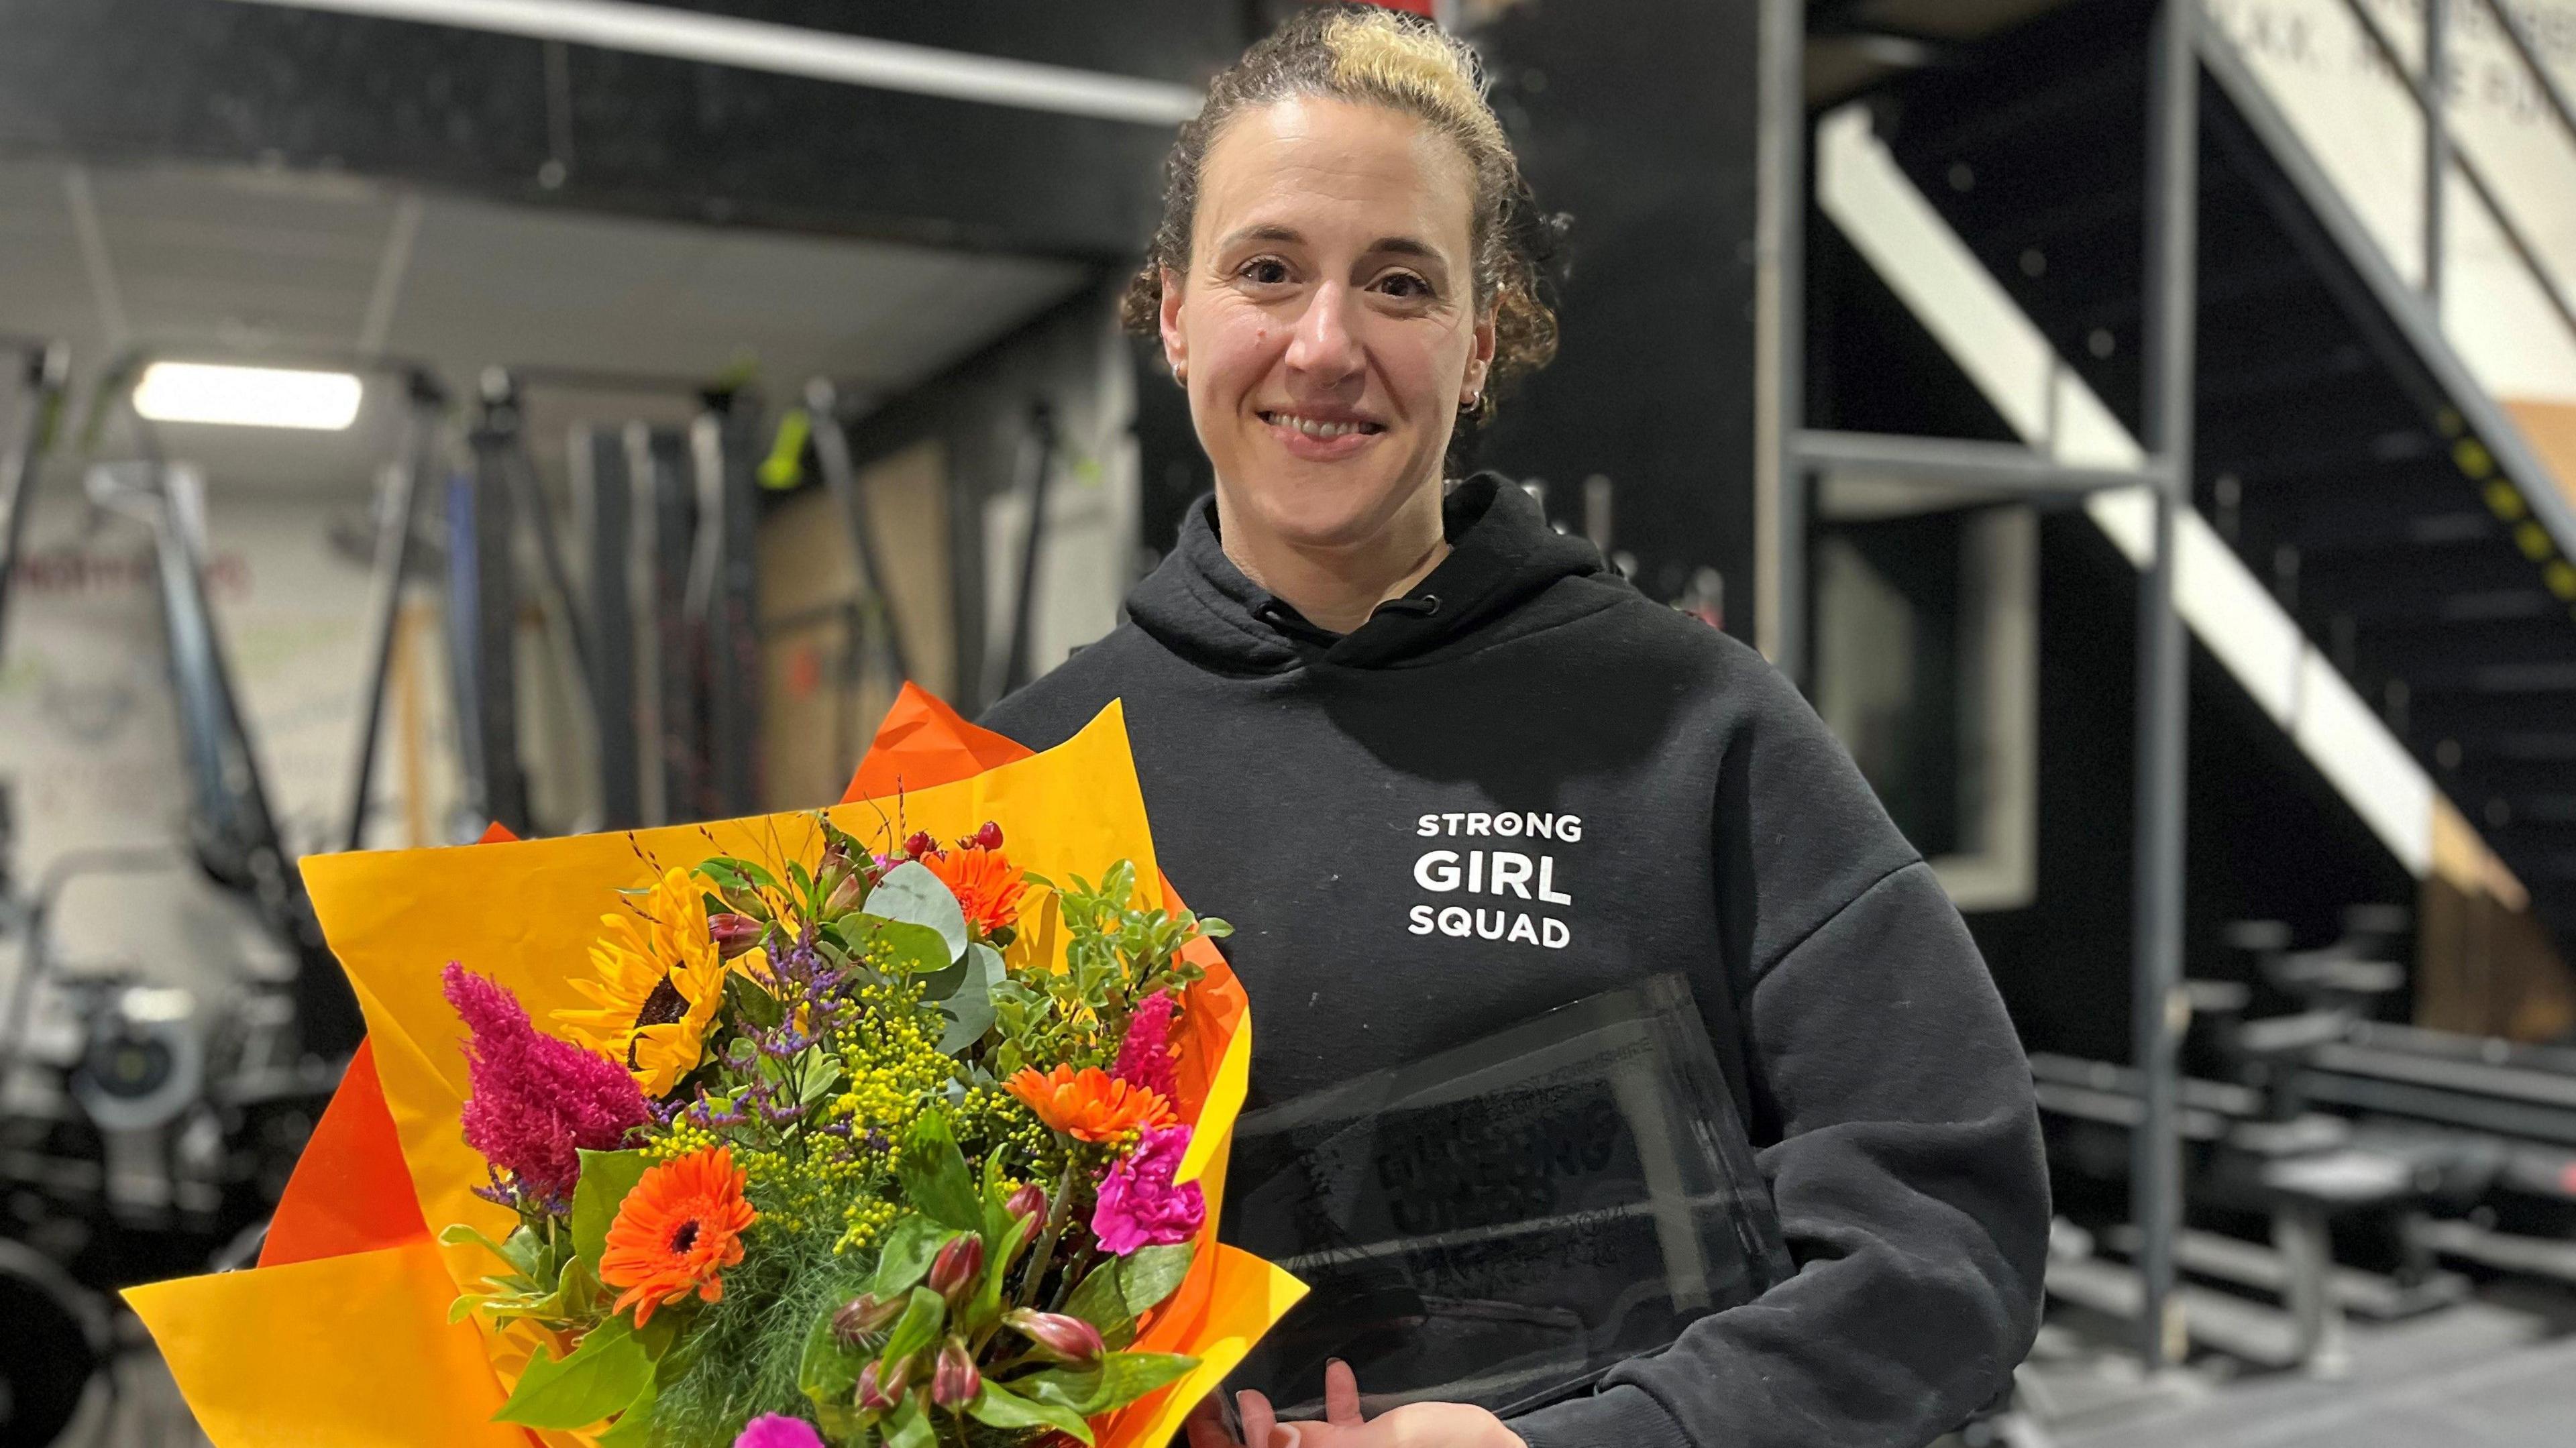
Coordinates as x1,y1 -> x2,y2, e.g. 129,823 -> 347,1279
126,686 -> 1303,1447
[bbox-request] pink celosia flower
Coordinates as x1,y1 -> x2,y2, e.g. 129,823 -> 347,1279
1113,990 -> 1179,1103
1091,1124 -> 1204,1256
443,962 -> 649,1203
734,1414 -> 826,1448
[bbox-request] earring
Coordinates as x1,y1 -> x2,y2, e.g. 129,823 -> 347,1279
1173,363 -> 1188,386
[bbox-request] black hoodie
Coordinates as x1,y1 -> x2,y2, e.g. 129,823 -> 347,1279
981,476 -> 2047,1448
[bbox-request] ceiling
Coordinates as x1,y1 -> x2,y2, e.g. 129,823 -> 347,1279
0,156 -> 1092,498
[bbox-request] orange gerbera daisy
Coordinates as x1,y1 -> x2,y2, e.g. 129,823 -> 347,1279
1004,1064 -> 1179,1143
599,1146 -> 757,1327
923,845 -> 1028,938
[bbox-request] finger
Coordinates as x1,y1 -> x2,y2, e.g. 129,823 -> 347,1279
1324,1359 -> 1364,1427
1238,1390 -> 1282,1448
1186,1394 -> 1239,1448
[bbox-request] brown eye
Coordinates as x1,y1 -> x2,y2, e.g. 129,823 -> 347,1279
1377,272 -> 1433,300
1238,258 -> 1291,285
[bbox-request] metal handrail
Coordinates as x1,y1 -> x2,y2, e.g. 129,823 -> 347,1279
2326,0 -> 2576,345
2472,0 -> 2576,168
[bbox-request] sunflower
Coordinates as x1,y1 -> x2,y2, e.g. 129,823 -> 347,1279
599,1145 -> 755,1327
923,844 -> 1028,938
554,867 -> 735,1097
1004,1064 -> 1179,1143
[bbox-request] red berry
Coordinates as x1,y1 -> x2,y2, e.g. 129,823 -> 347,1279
903,831 -> 937,860
971,821 -> 1005,851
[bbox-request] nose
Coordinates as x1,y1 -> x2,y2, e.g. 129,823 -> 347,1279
1283,280 -> 1365,389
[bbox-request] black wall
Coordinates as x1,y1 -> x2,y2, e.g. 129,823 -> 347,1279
1462,0 -> 1765,629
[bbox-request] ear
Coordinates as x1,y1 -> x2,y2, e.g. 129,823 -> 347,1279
1159,267 -> 1189,384
1464,302 -> 1499,406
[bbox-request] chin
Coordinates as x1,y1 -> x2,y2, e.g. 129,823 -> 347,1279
1238,464 -> 1417,549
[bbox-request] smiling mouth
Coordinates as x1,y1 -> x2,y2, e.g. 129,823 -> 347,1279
1260,410 -> 1386,439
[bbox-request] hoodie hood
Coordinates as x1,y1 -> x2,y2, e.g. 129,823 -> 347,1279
1125,473 -> 1615,673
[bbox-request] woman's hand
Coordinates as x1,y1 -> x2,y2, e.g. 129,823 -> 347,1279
1185,1361 -> 1525,1448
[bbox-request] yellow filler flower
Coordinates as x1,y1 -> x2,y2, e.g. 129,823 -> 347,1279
556,867 -> 733,1096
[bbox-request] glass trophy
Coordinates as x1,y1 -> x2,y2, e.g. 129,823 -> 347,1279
1220,972 -> 1793,1420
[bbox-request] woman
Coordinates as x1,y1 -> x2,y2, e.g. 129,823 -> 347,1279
983,8 -> 2048,1447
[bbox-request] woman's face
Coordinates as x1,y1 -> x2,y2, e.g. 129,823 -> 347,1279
1162,97 -> 1495,552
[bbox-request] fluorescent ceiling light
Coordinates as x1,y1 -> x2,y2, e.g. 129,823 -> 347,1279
132,362 -> 364,431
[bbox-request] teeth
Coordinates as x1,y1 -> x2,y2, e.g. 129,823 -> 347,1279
1269,412 -> 1371,439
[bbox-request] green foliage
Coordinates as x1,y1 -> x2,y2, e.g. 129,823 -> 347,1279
1009,1353 -> 1197,1418
896,1111 -> 981,1231
990,862 -> 1223,1075
868,860 -> 969,963
966,1382 -> 1093,1445
869,1217 -> 951,1296
572,1149 -> 654,1270
494,1315 -> 653,1430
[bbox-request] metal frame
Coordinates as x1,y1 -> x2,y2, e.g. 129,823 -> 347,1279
1760,0 -> 2198,1370
0,339 -> 70,663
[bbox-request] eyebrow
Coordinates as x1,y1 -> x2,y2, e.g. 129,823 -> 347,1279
1216,225 -> 1448,264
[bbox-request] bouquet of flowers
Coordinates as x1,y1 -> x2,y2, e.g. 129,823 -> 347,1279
125,692 -> 1304,1448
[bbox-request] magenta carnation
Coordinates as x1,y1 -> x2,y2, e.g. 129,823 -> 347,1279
443,962 -> 649,1204
734,1414 -> 826,1448
1112,990 -> 1179,1103
1091,1124 -> 1205,1256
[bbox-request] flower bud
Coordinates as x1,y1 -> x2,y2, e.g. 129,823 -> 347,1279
1004,1308 -> 1104,1368
833,1292 -> 902,1347
932,1337 -> 981,1408
903,831 -> 938,860
971,821 -> 1004,851
708,912 -> 764,958
927,1233 -> 983,1300
855,1354 -> 912,1411
1005,1182 -> 1047,1227
823,871 -> 864,915
720,883 -> 774,922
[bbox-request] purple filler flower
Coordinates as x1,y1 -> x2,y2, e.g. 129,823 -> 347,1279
1091,1123 -> 1205,1256
734,1414 -> 826,1448
442,963 -> 648,1203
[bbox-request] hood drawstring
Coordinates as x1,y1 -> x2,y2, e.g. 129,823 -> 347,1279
1373,594 -> 1442,618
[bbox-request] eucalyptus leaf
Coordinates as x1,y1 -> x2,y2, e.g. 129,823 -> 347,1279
572,1150 -> 653,1270
934,944 -> 1005,1054
967,1382 -> 1095,1445
867,860 -> 969,962
896,1111 -> 981,1231
492,1315 -> 651,1430
871,1217 -> 953,1297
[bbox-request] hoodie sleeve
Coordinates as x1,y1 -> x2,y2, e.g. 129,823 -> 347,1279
1505,659 -> 2049,1448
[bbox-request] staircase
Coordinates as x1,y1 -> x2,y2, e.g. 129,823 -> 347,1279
1818,0 -> 2576,958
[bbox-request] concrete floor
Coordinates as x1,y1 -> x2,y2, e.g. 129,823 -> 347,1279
2012,1283 -> 2576,1448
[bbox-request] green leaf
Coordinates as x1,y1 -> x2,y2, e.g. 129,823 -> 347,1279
799,1300 -> 866,1408
727,970 -> 786,1029
868,860 -> 969,962
438,1221 -> 540,1281
878,1286 -> 947,1368
871,1217 -> 953,1296
799,1051 -> 846,1107
572,1150 -> 654,1270
967,1382 -> 1095,1445
967,1209 -> 1033,1334
1118,1241 -> 1196,1319
896,1111 -> 981,1231
883,1397 -> 941,1448
593,1378 -> 658,1448
696,858 -> 751,893
493,1316 -> 653,1430
934,944 -> 1005,1053
1012,1353 -> 1195,1416
1061,1260 -> 1136,1348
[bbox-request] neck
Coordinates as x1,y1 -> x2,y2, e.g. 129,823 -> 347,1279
1215,479 -> 1450,635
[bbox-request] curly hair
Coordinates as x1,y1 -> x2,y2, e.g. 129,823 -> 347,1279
1122,4 -> 1562,438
